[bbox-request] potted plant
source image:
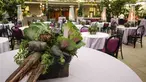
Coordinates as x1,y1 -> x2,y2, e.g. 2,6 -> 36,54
6,21 -> 85,82
124,21 -> 136,27
130,22 -> 135,27
88,25 -> 99,35
124,22 -> 130,28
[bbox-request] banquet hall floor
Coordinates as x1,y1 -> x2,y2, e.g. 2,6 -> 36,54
119,37 -> 146,82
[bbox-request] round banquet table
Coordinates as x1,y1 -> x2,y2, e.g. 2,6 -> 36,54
0,37 -> 9,53
90,22 -> 111,32
97,22 -> 104,31
82,32 -> 110,50
0,23 -> 14,29
75,25 -> 83,30
75,24 -> 90,30
58,17 -> 66,21
19,26 -> 29,31
123,27 -> 137,44
0,47 -> 142,82
117,25 -> 125,30
43,21 -> 51,26
117,26 -> 137,44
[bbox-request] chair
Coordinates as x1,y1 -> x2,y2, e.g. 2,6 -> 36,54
0,25 -> 3,37
101,23 -> 109,33
5,25 -> 12,38
10,26 -> 24,50
86,20 -> 91,25
0,25 -> 11,37
102,35 -> 121,58
127,25 -> 145,48
50,22 -> 55,28
2,25 -> 8,37
116,29 -> 124,59
110,21 -> 117,35
80,26 -> 88,32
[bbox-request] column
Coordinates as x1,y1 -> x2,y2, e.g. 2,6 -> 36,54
128,5 -> 135,22
101,7 -> 107,22
17,5 -> 23,21
69,5 -> 75,21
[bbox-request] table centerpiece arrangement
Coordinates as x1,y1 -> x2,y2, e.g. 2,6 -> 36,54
124,21 -> 136,28
88,25 -> 99,35
6,21 -> 85,82
124,22 -> 130,28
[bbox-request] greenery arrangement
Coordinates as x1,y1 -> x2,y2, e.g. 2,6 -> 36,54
124,22 -> 130,27
78,3 -> 83,17
124,21 -> 136,27
7,21 -> 84,82
0,0 -> 25,20
98,0 -> 137,21
88,25 -> 99,34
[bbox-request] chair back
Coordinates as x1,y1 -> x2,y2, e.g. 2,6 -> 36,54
117,29 -> 124,38
5,25 -> 12,38
0,25 -> 11,37
56,22 -> 61,28
12,27 -> 23,40
15,21 -> 22,27
0,25 -> 3,37
111,21 -> 117,27
116,29 -> 124,44
80,26 -> 88,32
104,35 -> 121,58
50,22 -> 55,28
136,25 -> 145,37
86,20 -> 91,25
103,23 -> 109,28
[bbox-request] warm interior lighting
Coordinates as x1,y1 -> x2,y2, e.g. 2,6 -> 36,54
25,6 -> 29,11
90,7 -> 94,11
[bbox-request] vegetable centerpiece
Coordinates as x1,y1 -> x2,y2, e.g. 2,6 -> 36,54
6,21 -> 85,82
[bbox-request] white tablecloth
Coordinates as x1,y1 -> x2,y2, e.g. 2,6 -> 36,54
123,27 -> 137,44
0,47 -> 142,82
0,23 -> 14,29
90,22 -> 97,26
90,22 -> 111,31
97,22 -> 104,30
139,19 -> 146,36
43,21 -> 51,26
19,26 -> 29,30
0,37 -> 9,53
75,25 -> 90,30
117,25 -> 125,30
72,22 -> 77,25
58,17 -> 66,21
82,32 -> 110,49
117,26 -> 137,44
90,22 -> 104,31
